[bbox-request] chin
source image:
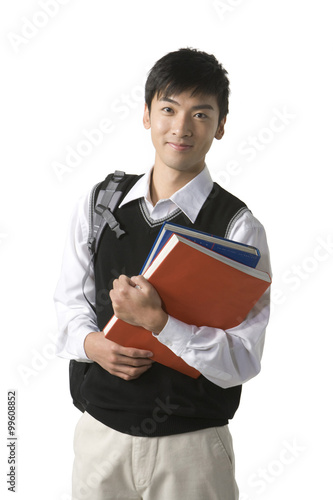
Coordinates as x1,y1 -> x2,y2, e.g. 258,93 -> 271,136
166,162 -> 202,174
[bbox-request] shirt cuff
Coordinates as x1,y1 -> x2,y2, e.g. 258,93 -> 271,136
78,329 -> 93,361
58,324 -> 98,362
152,315 -> 193,356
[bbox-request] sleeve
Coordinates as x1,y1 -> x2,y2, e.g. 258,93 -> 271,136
53,190 -> 99,362
152,210 -> 272,388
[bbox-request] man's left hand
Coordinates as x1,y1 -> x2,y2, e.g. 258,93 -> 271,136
110,275 -> 168,334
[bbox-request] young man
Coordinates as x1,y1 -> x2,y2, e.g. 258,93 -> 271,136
54,48 -> 271,500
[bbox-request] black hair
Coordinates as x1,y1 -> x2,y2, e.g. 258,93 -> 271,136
145,48 -> 230,123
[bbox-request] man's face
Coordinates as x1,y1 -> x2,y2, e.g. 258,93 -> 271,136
143,90 -> 226,176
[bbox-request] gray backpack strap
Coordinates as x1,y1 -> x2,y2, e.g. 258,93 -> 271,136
82,170 -> 127,312
88,170 -> 126,255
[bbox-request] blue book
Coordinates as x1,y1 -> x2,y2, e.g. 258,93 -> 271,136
140,221 -> 261,274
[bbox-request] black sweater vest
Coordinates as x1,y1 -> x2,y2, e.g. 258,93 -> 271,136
82,175 -> 248,436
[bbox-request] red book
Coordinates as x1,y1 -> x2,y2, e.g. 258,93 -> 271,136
104,234 -> 271,378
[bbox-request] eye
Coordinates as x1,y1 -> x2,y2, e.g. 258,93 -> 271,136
162,107 -> 173,113
194,112 -> 207,119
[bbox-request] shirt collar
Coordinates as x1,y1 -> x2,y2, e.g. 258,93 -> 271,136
119,165 -> 213,223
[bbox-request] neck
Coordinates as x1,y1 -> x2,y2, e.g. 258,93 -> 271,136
150,162 -> 205,206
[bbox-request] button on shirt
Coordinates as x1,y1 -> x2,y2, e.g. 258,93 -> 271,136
54,166 -> 271,389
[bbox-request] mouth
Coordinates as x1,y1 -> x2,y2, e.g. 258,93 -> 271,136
167,142 -> 193,152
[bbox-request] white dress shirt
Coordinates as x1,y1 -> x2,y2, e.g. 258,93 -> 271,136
54,166 -> 271,389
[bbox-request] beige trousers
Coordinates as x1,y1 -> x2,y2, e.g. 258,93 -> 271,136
72,411 -> 239,500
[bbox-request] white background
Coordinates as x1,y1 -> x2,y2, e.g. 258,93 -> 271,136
1,0 -> 332,498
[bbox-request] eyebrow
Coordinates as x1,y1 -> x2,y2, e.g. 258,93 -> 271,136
158,96 -> 215,111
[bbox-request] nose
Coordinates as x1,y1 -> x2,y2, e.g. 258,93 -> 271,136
171,113 -> 193,137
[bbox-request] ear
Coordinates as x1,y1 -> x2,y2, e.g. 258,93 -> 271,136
143,103 -> 151,130
215,116 -> 227,140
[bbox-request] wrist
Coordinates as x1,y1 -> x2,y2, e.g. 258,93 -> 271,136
84,331 -> 103,360
144,309 -> 168,335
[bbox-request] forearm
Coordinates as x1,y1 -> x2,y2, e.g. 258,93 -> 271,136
53,189 -> 99,361
54,301 -> 99,361
153,210 -> 272,388
153,288 -> 270,388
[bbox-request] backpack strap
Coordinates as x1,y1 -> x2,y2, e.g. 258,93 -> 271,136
82,170 -> 134,312
73,170 -> 140,413
88,170 -> 126,255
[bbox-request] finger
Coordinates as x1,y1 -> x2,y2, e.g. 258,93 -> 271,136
130,275 -> 147,289
113,356 -> 154,371
112,274 -> 130,288
113,363 -> 152,381
108,355 -> 153,373
117,345 -> 154,360
128,277 -> 139,288
118,274 -> 132,284
110,277 -> 132,301
108,340 -> 153,359
111,349 -> 154,367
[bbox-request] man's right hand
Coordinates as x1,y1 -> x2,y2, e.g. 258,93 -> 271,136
84,331 -> 154,381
